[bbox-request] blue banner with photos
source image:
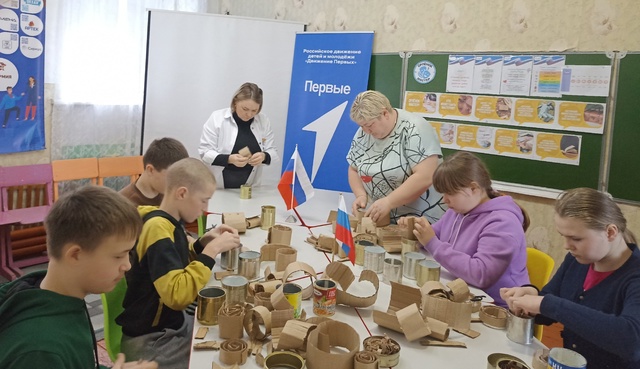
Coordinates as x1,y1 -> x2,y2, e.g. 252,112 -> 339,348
283,32 -> 374,192
0,0 -> 46,154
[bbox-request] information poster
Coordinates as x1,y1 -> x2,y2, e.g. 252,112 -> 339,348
404,92 -> 605,134
446,55 -> 475,93
560,65 -> 611,97
500,55 -> 533,96
430,121 -> 581,165
0,0 -> 46,154
530,55 -> 565,97
471,55 -> 503,95
283,32 -> 374,192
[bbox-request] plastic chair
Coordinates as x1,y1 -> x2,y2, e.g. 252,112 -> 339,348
101,278 -> 128,362
0,164 -> 53,280
97,156 -> 144,186
51,158 -> 99,200
526,247 -> 555,341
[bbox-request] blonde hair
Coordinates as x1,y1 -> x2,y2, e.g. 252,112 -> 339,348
45,186 -> 142,259
166,157 -> 216,192
350,90 -> 394,123
433,151 -> 530,230
230,82 -> 263,113
555,187 -> 636,244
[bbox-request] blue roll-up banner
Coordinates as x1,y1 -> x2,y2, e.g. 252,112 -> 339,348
0,1 -> 46,154
283,32 -> 374,192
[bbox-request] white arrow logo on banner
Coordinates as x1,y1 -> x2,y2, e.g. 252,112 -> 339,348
302,100 -> 348,182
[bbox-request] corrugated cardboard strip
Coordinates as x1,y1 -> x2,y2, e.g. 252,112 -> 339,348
268,225 -> 292,245
253,291 -> 274,311
282,261 -> 317,300
218,303 -> 246,339
276,320 -> 317,350
275,248 -> 297,272
219,339 -> 248,366
222,212 -> 247,233
323,261 -> 379,308
376,225 -> 403,252
306,320 -> 360,369
246,215 -> 261,229
259,244 -> 291,262
420,279 -> 475,334
243,305 -> 272,341
479,305 -> 508,329
395,303 -> 432,341
354,351 -> 378,369
356,217 -> 376,234
193,340 -> 220,350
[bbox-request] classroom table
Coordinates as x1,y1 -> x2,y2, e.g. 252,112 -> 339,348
188,186 -> 545,369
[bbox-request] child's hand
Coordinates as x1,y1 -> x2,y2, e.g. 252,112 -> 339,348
199,225 -> 238,245
413,217 -> 435,245
509,294 -> 543,317
202,231 -> 240,259
112,353 -> 158,369
500,286 -> 539,315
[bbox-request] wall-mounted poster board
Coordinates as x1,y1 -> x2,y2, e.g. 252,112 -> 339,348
398,53 -> 612,193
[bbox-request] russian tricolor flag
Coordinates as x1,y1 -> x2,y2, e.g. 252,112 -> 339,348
336,194 -> 356,265
278,146 -> 314,210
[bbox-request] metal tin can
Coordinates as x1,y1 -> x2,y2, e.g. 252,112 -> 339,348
283,283 -> 303,319
313,279 -> 337,317
238,250 -> 261,280
263,351 -> 305,369
363,245 -> 386,273
402,251 -> 426,279
220,247 -> 240,271
383,258 -> 403,284
260,205 -> 276,230
240,184 -> 252,199
415,259 -> 441,286
221,275 -> 248,305
355,240 -> 374,266
196,286 -> 226,325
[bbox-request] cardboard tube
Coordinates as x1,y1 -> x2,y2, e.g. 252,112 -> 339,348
246,215 -> 261,229
219,339 -> 248,365
222,212 -> 247,233
218,303 -> 245,339
306,320 -> 360,369
275,248 -> 297,272
243,305 -> 272,341
268,225 -> 292,245
276,320 -> 317,350
446,278 -> 471,302
259,243 -> 291,262
425,317 -> 450,341
479,305 -> 508,329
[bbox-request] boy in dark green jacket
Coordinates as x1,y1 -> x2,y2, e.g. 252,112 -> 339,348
0,186 -> 157,369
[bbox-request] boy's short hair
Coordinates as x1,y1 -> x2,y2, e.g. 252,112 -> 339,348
45,186 -> 142,259
143,137 -> 189,170
166,157 -> 216,192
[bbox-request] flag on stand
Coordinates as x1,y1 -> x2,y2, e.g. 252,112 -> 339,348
277,146 -> 314,210
336,194 -> 356,265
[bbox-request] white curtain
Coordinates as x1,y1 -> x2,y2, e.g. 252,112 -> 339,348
45,0 -> 207,160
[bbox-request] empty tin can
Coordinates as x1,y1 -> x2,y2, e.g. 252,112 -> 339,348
221,275 -> 248,305
402,252 -> 426,279
238,250 -> 261,281
363,245 -> 386,273
383,258 -> 403,284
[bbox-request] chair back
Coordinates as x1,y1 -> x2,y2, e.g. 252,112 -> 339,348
101,278 -> 128,362
526,247 -> 555,341
0,163 -> 54,212
97,156 -> 144,186
51,158 -> 99,200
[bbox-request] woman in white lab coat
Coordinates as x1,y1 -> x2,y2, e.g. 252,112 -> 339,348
198,82 -> 279,188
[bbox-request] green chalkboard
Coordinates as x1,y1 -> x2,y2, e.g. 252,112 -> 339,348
401,53 -> 611,191
607,53 -> 640,202
368,53 -> 404,108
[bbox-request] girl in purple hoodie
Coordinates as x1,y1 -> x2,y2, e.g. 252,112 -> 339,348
403,151 -> 530,306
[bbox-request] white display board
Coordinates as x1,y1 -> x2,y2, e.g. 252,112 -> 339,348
142,10 -> 305,185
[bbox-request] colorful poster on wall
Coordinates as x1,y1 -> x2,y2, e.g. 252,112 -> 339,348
446,55 -> 474,93
530,55 -> 564,98
500,55 -> 533,96
283,32 -> 374,192
0,0 -> 45,154
404,92 -> 605,134
430,121 -> 581,165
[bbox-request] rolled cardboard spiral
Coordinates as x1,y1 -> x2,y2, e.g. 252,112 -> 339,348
219,339 -> 248,365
